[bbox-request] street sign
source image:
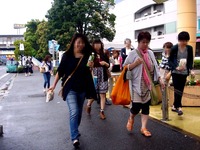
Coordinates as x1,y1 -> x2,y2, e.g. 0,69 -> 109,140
55,44 -> 60,51
19,43 -> 24,51
49,48 -> 54,54
48,40 -> 60,53
48,41 -> 54,54
48,41 -> 53,49
14,24 -> 25,29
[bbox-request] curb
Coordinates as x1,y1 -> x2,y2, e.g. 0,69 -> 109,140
149,116 -> 200,142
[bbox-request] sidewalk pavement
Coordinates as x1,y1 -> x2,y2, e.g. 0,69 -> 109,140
0,71 -> 200,150
150,105 -> 200,138
150,69 -> 200,138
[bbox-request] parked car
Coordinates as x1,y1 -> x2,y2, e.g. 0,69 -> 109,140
6,60 -> 18,73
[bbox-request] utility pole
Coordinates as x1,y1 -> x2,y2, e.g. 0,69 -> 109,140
161,84 -> 169,121
19,43 -> 24,66
51,40 -> 57,67
0,125 -> 3,136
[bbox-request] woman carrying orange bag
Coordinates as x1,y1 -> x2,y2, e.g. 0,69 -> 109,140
124,32 -> 164,137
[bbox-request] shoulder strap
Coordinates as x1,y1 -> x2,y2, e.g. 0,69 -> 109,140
136,49 -> 154,84
62,57 -> 83,88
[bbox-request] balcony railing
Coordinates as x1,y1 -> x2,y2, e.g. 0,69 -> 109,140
135,11 -> 164,22
0,44 -> 15,49
134,34 -> 165,42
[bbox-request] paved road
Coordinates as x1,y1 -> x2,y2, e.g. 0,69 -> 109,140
0,66 -> 16,101
0,72 -> 199,150
0,66 -> 7,80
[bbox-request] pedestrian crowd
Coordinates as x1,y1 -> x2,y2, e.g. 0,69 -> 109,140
39,31 -> 195,149
23,56 -> 34,76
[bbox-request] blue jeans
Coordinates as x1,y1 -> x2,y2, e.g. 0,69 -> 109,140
65,90 -> 86,141
43,72 -> 51,88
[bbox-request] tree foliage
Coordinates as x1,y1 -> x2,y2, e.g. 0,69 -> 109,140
46,0 -> 116,50
35,21 -> 49,59
23,20 -> 49,60
14,40 -> 35,61
24,19 -> 41,52
23,0 -> 116,57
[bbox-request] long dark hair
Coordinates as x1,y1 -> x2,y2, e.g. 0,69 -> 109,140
43,55 -> 51,62
65,33 -> 93,56
92,39 -> 106,59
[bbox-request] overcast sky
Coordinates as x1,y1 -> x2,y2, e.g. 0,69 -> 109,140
0,0 -> 53,35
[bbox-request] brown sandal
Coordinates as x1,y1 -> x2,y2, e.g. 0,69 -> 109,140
126,118 -> 134,131
100,111 -> 106,120
141,128 -> 152,137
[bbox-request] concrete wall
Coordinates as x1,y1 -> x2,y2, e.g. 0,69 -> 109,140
104,0 -> 200,50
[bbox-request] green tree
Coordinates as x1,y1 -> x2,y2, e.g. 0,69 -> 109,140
14,40 -> 34,61
46,0 -> 116,50
35,21 -> 49,59
24,19 -> 41,54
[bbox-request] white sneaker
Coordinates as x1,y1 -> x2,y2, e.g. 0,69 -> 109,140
43,89 -> 47,93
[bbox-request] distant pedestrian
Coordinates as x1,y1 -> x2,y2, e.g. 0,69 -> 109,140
110,50 -> 121,72
28,57 -> 34,75
121,38 -> 134,65
49,33 -> 96,149
86,39 -> 110,120
26,57 -> 34,76
124,31 -> 164,137
10,57 -> 14,65
41,55 -> 53,93
168,31 -> 195,116
24,57 -> 31,77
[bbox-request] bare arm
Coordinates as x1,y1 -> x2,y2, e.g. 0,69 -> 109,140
49,72 -> 60,90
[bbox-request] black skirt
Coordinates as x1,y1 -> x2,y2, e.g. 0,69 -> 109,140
111,64 -> 121,72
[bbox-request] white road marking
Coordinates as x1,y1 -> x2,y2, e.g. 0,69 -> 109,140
0,73 -> 9,80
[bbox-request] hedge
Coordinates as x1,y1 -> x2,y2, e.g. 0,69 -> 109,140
194,60 -> 200,69
53,67 -> 58,76
17,66 -> 25,73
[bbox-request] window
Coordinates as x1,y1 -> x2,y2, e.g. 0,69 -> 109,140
165,22 -> 177,34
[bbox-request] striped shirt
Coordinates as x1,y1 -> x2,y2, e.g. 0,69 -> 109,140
159,53 -> 171,71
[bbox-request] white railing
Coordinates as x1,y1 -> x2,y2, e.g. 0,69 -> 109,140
32,57 -> 42,67
134,11 -> 164,23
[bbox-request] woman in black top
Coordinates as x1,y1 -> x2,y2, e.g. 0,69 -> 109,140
86,40 -> 110,120
49,33 -> 96,149
168,31 -> 195,116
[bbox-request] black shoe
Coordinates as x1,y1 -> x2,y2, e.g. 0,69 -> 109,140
105,99 -> 112,105
171,107 -> 178,112
177,110 -> 183,116
73,140 -> 80,149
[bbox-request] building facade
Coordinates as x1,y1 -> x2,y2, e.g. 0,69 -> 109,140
105,0 -> 200,57
0,35 -> 24,59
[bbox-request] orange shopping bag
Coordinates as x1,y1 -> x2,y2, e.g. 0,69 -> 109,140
111,66 -> 131,105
